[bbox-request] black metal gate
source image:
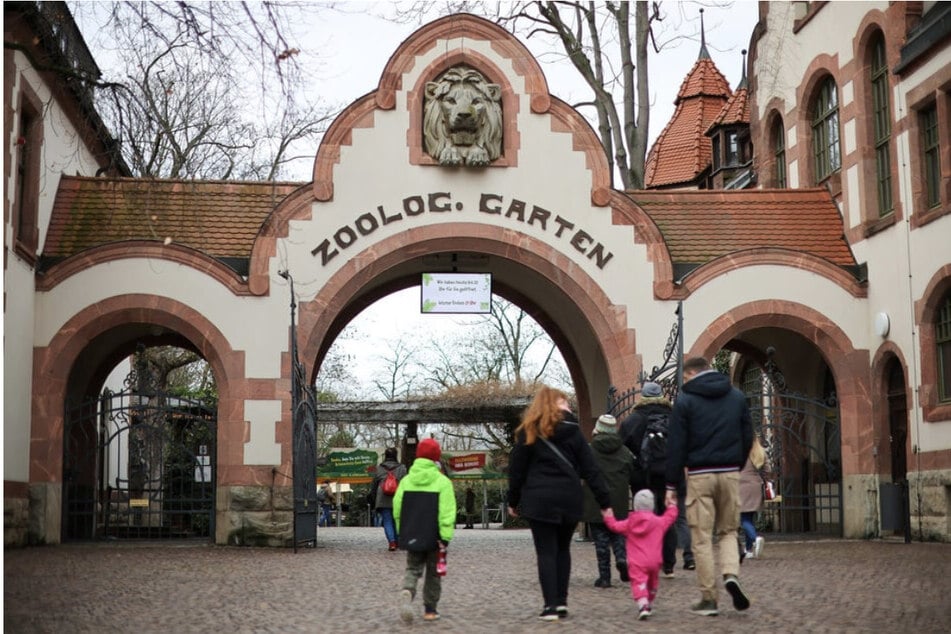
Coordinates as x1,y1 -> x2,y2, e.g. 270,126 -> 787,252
282,270 -> 318,551
63,357 -> 216,541
607,302 -> 683,419
744,352 -> 842,536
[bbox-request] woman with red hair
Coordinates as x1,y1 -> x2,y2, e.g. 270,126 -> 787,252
507,386 -> 611,621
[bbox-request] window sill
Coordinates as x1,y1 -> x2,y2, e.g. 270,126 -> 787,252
923,401 -> 951,423
910,203 -> 950,229
13,240 -> 37,268
862,213 -> 897,238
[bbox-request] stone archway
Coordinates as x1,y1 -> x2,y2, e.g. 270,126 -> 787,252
689,300 -> 872,538
295,225 -> 641,428
30,295 -> 247,544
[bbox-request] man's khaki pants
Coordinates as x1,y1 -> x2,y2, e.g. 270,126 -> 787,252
685,471 -> 741,603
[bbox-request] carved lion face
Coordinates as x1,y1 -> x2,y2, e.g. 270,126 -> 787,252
423,67 -> 503,167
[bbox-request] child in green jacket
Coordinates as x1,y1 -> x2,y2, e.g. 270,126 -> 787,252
394,438 -> 456,623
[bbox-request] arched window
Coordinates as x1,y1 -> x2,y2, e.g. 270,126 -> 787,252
812,77 -> 841,182
772,119 -> 787,188
870,34 -> 893,216
938,291 -> 951,402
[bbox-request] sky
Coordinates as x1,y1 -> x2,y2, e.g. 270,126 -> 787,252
73,1 -> 761,396
311,1 -> 759,160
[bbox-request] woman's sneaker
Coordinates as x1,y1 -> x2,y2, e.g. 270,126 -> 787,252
754,536 -> 765,558
638,604 -> 652,620
538,607 -> 559,621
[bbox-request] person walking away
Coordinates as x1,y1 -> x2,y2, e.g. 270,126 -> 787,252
603,489 -> 679,620
739,436 -> 767,560
619,382 -> 687,575
665,356 -> 754,617
508,386 -> 612,621
370,447 -> 407,551
394,438 -> 456,623
582,414 -> 639,588
464,485 -> 476,529
317,480 -> 335,527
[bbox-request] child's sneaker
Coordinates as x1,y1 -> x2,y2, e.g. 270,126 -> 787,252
399,589 -> 414,624
638,604 -> 652,620
423,607 -> 440,621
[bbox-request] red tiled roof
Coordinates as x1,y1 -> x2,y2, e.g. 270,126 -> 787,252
625,188 -> 859,269
645,58 -> 732,188
674,56 -> 733,103
708,85 -> 749,132
44,176 -> 302,260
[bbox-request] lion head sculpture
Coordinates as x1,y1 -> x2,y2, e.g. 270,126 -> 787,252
423,67 -> 503,167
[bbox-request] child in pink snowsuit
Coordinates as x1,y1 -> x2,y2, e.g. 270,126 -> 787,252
603,489 -> 678,620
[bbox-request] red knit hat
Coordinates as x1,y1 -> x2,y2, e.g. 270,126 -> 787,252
416,438 -> 442,462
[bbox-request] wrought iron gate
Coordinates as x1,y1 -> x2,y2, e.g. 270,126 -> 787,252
745,353 -> 843,536
63,357 -> 216,541
282,270 -> 318,551
607,302 -> 683,419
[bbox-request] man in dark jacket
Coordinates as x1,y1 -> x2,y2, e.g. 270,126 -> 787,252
619,382 -> 688,576
665,357 -> 753,617
582,414 -> 639,587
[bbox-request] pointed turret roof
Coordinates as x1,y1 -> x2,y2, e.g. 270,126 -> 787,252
708,51 -> 750,133
644,43 -> 732,188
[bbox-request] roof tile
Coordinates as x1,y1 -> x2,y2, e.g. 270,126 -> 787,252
625,188 -> 859,269
44,176 -> 302,260
645,58 -> 732,188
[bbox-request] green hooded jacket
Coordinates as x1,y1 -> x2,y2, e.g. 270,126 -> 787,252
393,457 -> 456,550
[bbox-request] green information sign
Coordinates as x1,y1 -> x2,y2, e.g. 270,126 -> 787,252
317,448 -> 379,482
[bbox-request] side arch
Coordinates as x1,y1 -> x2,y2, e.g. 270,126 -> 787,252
688,300 -> 871,476
30,295 -> 248,486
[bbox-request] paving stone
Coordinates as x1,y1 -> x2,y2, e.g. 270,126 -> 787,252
4,528 -> 950,633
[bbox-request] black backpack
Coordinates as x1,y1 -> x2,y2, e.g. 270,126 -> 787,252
639,411 -> 669,475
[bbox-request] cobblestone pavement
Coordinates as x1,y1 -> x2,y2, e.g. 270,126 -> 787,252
5,527 -> 950,633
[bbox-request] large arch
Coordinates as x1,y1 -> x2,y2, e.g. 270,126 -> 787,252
294,223 -> 642,428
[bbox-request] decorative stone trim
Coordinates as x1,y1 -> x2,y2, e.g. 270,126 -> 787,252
36,241 -> 252,294
677,247 -> 868,298
915,264 -> 951,422
688,299 -> 872,475
292,223 -> 640,426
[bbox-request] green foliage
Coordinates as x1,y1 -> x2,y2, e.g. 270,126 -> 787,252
713,350 -> 733,375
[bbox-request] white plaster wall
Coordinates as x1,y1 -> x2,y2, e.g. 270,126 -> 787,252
243,400 -> 283,465
277,36 -> 673,367
855,33 -> 951,452
754,3 -> 886,124
34,261 -> 291,463
34,261 -> 291,378
4,52 -> 105,484
682,265 -> 866,352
